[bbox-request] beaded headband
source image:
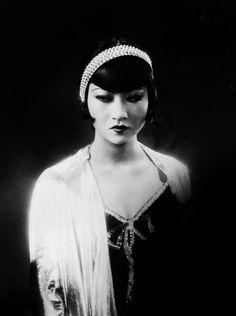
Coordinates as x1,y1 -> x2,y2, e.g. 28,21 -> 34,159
79,44 -> 153,102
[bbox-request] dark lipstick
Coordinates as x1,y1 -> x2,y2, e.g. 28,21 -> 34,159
111,125 -> 129,133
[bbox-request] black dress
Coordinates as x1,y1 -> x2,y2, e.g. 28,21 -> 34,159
106,184 -> 184,316
29,184 -> 191,316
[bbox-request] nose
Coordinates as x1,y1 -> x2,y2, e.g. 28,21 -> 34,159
111,96 -> 128,121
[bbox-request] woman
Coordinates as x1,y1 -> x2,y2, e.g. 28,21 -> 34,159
28,37 -> 191,316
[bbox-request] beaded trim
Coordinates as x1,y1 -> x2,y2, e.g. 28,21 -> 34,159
79,44 -> 153,102
106,182 -> 168,303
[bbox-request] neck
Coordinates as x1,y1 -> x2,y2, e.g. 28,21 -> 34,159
89,136 -> 143,165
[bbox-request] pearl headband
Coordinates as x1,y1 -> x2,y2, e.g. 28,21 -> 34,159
79,44 -> 153,102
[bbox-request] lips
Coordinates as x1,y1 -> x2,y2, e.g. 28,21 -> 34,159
110,125 -> 129,133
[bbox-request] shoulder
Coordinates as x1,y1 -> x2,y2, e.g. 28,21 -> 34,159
29,145 -> 91,207
140,143 -> 191,204
35,145 -> 90,186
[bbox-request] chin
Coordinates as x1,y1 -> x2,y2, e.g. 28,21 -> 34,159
106,135 -> 134,146
109,139 -> 128,146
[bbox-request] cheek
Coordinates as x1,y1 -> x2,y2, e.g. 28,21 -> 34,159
87,98 -> 99,119
131,102 -> 148,122
87,99 -> 108,123
87,98 -> 94,118
141,102 -> 149,116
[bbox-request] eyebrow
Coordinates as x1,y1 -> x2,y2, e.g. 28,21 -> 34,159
132,88 -> 145,92
127,88 -> 145,94
91,87 -> 101,92
91,87 -> 146,93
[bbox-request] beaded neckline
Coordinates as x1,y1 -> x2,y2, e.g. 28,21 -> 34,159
105,181 -> 168,303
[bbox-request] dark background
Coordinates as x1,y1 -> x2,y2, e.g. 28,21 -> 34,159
0,0 -> 235,315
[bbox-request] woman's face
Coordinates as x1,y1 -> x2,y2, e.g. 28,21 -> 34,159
87,83 -> 148,145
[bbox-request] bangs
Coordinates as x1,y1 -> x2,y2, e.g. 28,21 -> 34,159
90,56 -> 152,93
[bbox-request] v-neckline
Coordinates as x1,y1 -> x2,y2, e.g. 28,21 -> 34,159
86,143 -> 169,221
105,182 -> 168,222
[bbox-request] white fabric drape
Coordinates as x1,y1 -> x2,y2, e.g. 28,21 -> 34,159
28,143 -> 191,316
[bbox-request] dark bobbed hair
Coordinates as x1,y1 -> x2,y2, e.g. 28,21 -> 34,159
79,37 -> 158,123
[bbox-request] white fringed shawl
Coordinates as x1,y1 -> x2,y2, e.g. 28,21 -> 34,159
28,143 -> 191,316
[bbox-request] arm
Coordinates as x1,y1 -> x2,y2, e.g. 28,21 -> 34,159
28,172 -> 67,316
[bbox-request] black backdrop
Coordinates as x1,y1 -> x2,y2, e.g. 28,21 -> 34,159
0,1 -> 235,315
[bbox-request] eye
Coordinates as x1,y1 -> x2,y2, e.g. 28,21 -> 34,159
95,95 -> 112,103
127,94 -> 144,103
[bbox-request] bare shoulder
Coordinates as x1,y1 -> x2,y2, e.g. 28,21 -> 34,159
140,143 -> 191,203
